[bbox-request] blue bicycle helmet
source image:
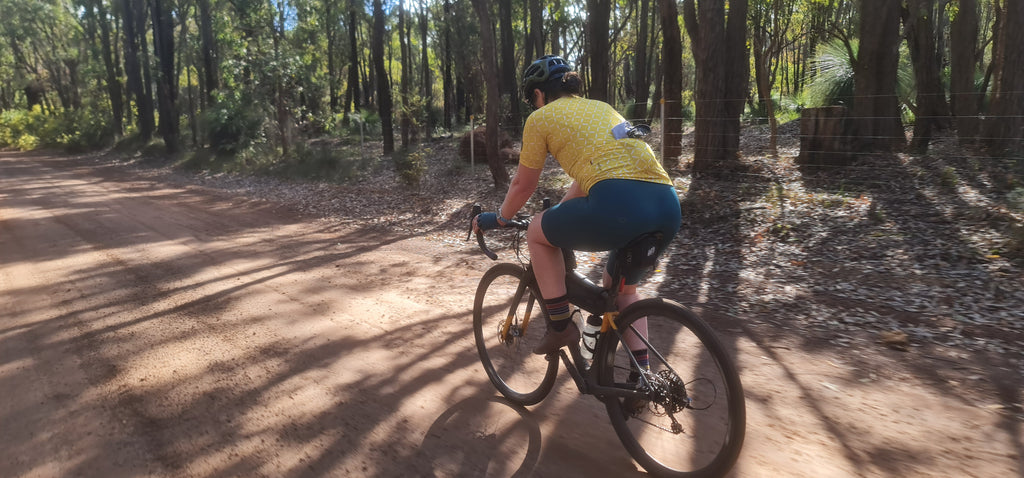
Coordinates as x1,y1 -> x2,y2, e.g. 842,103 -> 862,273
521,55 -> 572,104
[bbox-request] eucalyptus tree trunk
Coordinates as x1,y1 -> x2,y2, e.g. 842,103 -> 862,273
683,0 -> 748,171
121,0 -> 154,140
326,0 -> 339,112
442,0 -> 454,129
372,0 -> 394,154
586,0 -> 611,102
852,0 -> 904,153
903,0 -> 951,153
197,0 -> 218,107
985,0 -> 1024,157
499,0 -> 521,132
398,2 -> 411,148
950,0 -> 979,143
661,0 -> 684,166
344,0 -> 360,117
470,0 -> 510,189
419,0 -> 432,138
151,0 -> 179,153
525,0 -> 543,61
632,0 -> 650,120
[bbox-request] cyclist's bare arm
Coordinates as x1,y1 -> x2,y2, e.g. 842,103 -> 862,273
498,164 -> 542,220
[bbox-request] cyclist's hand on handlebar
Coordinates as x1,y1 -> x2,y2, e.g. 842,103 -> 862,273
474,212 -> 506,232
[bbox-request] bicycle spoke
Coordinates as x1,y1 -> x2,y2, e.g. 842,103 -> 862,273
598,299 -> 745,477
473,263 -> 557,406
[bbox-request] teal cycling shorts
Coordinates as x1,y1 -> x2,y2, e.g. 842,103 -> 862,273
541,179 -> 682,284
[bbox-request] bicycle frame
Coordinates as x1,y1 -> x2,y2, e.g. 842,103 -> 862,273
473,204 -> 664,403
494,261 -> 648,403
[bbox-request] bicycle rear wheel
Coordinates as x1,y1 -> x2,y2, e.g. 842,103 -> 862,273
473,263 -> 558,406
596,298 -> 745,477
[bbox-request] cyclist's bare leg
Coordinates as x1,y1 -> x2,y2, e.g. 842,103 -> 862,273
604,271 -> 648,352
527,210 -> 567,300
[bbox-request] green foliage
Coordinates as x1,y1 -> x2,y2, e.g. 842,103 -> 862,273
0,106 -> 111,151
15,134 -> 39,150
0,107 -> 49,148
802,40 -> 856,107
393,147 -> 429,188
1007,188 -> 1024,212
340,109 -> 382,139
56,108 -> 115,152
203,92 -> 267,154
939,166 -> 959,189
280,141 -> 376,182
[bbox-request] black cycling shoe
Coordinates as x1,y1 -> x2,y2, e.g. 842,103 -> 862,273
532,321 -> 580,355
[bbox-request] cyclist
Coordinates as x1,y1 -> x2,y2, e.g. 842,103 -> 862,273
474,55 -> 681,357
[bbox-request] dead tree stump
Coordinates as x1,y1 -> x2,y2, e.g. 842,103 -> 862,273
798,106 -> 851,167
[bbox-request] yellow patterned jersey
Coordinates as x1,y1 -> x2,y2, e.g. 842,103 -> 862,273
520,96 -> 672,194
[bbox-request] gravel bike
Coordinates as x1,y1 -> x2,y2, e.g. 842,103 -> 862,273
469,203 -> 745,478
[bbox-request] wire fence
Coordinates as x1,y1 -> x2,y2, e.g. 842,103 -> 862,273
467,95 -> 1023,194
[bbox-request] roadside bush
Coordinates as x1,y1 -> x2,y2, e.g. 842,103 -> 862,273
16,134 -> 40,150
0,106 -> 51,148
57,108 -> 115,152
203,93 -> 266,154
393,147 -> 428,188
343,109 -> 382,139
0,106 -> 114,151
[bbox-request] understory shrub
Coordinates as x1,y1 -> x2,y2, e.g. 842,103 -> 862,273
0,106 -> 114,151
203,93 -> 267,154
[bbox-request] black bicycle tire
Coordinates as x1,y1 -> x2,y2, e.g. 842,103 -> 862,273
595,298 -> 746,477
473,263 -> 558,406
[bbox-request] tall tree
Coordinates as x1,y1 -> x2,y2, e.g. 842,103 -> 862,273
903,0 -> 951,153
661,0 -> 683,165
549,0 -> 563,56
498,0 -> 521,131
151,0 -> 179,153
324,0 -> 340,112
470,0 -> 510,188
852,0 -> 904,152
683,0 -> 749,171
372,0 -> 394,154
631,0 -> 651,120
950,0 -> 980,143
750,0 -> 795,155
197,0 -> 218,108
587,0 -> 611,101
442,0 -> 454,129
122,0 -> 154,140
985,0 -> 1024,157
398,1 -> 411,147
88,0 -> 125,136
525,0 -> 544,61
344,0 -> 361,117
419,0 -> 432,138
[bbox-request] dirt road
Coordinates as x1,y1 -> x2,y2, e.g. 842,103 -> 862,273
1,151 -> 1020,477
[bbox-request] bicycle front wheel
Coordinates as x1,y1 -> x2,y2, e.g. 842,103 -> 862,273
473,263 -> 558,406
596,298 -> 745,477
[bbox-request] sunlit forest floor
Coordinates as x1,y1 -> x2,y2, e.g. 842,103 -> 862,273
104,122 -> 1024,425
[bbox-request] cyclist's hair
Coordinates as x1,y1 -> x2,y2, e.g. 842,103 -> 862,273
538,71 -> 582,101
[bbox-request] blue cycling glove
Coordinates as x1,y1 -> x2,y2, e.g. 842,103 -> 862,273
476,212 -> 505,231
